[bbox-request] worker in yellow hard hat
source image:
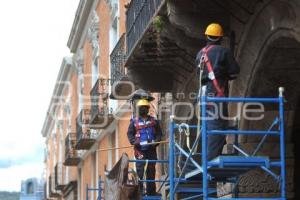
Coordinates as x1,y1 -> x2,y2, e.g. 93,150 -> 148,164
205,23 -> 224,41
127,98 -> 162,196
196,23 -> 240,160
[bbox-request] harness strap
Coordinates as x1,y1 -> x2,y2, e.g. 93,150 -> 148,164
136,121 -> 156,130
134,117 -> 156,139
135,117 -> 141,139
201,45 -> 225,97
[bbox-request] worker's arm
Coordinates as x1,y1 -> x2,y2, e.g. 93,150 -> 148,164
127,119 -> 136,145
195,51 -> 209,84
225,49 -> 240,80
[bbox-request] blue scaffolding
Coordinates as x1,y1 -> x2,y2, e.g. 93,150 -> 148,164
120,87 -> 286,200
86,176 -> 104,200
168,87 -> 286,200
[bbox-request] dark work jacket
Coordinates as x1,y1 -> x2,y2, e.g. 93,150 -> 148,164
195,44 -> 240,97
127,116 -> 162,150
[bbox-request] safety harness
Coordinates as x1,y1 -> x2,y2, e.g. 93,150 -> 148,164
135,117 -> 156,138
134,117 -> 156,159
200,45 -> 225,97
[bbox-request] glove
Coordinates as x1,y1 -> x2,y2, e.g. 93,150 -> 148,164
154,138 -> 161,147
134,148 -> 144,159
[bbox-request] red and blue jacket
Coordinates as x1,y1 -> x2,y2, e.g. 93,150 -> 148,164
127,116 -> 162,150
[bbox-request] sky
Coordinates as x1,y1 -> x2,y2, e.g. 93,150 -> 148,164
0,0 -> 80,192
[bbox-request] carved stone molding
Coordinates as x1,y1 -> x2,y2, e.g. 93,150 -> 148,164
218,162 -> 294,197
87,11 -> 100,60
104,0 -> 118,14
75,49 -> 84,75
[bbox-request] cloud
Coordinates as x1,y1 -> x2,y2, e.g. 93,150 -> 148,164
0,161 -> 12,169
0,162 -> 44,192
0,0 -> 80,191
0,148 -> 43,169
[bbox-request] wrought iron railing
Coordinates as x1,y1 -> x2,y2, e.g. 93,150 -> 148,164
90,79 -> 101,122
65,132 -> 77,159
110,34 -> 126,86
54,163 -> 65,190
48,176 -> 52,196
126,0 -> 164,55
48,175 -> 59,197
90,78 -> 113,129
76,108 -> 91,143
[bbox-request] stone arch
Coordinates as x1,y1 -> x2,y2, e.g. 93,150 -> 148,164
227,0 -> 300,197
232,0 -> 300,98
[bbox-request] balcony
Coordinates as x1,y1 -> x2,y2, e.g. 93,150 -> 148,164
48,175 -> 60,198
90,79 -> 114,129
125,0 -> 229,92
62,181 -> 78,199
110,34 -> 134,99
125,0 -> 180,91
111,34 -> 126,86
75,109 -> 96,150
54,163 -> 66,190
126,0 -> 165,56
64,132 -> 81,166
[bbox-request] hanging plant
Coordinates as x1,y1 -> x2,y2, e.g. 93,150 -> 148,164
153,16 -> 165,54
153,16 -> 165,33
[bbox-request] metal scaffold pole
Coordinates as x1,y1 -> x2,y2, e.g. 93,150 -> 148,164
279,87 -> 286,199
95,88 -> 287,200
169,115 -> 175,200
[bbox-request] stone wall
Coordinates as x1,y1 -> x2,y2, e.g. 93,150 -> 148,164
162,0 -> 300,198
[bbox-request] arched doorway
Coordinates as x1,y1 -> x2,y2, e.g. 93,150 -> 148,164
237,33 -> 300,198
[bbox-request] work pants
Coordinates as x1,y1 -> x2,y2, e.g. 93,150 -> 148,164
135,147 -> 157,195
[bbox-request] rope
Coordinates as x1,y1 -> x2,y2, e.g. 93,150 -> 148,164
142,159 -> 149,193
177,126 -> 183,174
195,55 -> 205,153
178,123 -> 192,152
177,123 -> 191,174
173,127 -> 202,192
96,140 -> 168,152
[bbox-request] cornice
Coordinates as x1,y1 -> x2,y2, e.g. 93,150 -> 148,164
41,57 -> 74,138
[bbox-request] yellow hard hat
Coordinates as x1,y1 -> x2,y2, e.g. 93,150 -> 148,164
137,99 -> 150,107
205,23 -> 224,37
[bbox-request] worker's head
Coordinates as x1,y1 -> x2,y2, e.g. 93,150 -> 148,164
136,99 -> 150,116
205,23 -> 223,42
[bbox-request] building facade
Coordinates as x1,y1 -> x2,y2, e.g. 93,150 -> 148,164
42,0 -> 140,199
20,178 -> 44,200
42,0 -> 299,199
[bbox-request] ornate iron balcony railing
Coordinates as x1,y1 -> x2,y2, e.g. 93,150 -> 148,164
126,0 -> 164,55
110,34 -> 126,86
54,162 -> 65,190
64,132 -> 81,166
75,109 -> 95,150
90,78 -> 114,129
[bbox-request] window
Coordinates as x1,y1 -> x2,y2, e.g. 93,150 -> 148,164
26,181 -> 34,194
